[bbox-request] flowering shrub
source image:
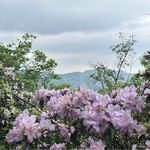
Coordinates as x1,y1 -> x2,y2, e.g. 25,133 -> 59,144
0,63 -> 38,149
5,83 -> 150,149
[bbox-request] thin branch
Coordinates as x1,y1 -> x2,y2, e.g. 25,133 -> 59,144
13,94 -> 36,107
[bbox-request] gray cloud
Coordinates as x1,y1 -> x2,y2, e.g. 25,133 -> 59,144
0,0 -> 150,73
34,32 -> 113,54
0,0 -> 150,34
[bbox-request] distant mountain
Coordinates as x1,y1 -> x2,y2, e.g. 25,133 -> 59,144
53,70 -> 132,90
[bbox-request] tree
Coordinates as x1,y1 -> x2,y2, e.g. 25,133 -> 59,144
0,34 -> 59,148
0,33 -> 59,91
90,63 -> 116,91
140,51 -> 150,80
131,51 -> 150,87
19,50 -> 59,91
90,33 -> 136,92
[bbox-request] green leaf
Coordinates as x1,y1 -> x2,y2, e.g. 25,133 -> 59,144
104,124 -> 115,147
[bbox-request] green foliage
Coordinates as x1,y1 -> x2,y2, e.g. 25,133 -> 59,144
90,63 -> 117,91
104,124 -> 115,148
140,51 -> 150,80
52,83 -> 71,90
0,34 -> 59,149
0,33 -> 59,91
131,51 -> 150,85
20,50 -> 59,91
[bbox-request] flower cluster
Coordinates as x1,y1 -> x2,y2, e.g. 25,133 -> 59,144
6,111 -> 41,143
6,85 -> 150,149
115,85 -> 145,112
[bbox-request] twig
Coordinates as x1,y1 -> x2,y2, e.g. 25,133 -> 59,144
13,94 -> 36,107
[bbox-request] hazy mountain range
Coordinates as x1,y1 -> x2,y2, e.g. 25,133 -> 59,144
53,70 -> 132,90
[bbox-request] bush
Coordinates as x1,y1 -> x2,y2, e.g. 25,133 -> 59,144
4,79 -> 150,149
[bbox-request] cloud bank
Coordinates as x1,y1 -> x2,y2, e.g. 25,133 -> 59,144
0,0 -> 150,73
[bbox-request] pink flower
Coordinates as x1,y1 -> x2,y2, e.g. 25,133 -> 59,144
132,144 -> 137,150
40,112 -> 49,119
144,88 -> 150,95
47,89 -> 62,98
22,115 -> 41,143
50,143 -> 66,150
95,93 -> 112,107
58,124 -> 75,142
146,141 -> 150,150
47,94 -> 72,117
73,86 -> 95,106
135,124 -> 146,136
34,88 -> 49,102
111,109 -> 137,136
40,118 -> 55,131
81,104 -> 110,134
6,111 -> 41,143
88,138 -> 105,150
116,86 -> 145,112
6,127 -> 23,144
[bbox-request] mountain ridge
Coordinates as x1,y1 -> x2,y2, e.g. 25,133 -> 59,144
53,69 -> 132,90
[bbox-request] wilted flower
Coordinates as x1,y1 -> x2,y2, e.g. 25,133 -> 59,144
3,109 -> 10,118
4,67 -> 15,79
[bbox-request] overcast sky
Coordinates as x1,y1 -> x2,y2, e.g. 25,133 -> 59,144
0,0 -> 150,73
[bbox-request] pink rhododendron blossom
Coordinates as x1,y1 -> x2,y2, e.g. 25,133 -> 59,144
13,110 -> 29,128
50,143 -> 66,150
6,111 -> 41,143
141,81 -> 150,91
40,118 -> 55,131
6,127 -> 24,143
111,109 -> 137,136
134,124 -> 146,136
146,141 -> 150,150
116,86 -> 145,112
70,108 -> 81,118
47,89 -> 68,98
20,114 -> 41,143
34,88 -> 70,103
6,85 -> 150,149
88,138 -> 105,150
47,94 -> 72,117
58,124 -> 75,142
107,104 -> 121,113
40,111 -> 49,119
34,88 -> 49,102
81,104 -> 110,133
78,86 -> 96,101
95,93 -> 112,107
132,144 -> 137,150
144,88 -> 150,95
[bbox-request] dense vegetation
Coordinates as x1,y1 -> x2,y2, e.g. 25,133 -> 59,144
0,34 -> 150,150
